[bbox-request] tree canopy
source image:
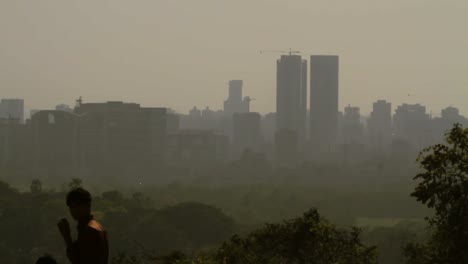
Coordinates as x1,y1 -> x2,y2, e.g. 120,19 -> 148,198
406,123 -> 468,264
214,208 -> 377,264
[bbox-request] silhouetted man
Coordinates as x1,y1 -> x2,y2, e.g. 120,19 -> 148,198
58,188 -> 108,264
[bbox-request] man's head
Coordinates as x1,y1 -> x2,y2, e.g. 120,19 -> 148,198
66,187 -> 92,221
36,255 -> 58,264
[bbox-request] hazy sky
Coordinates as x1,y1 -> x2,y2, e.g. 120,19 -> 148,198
1,0 -> 467,116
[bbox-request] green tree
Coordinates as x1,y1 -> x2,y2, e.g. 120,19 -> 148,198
364,221 -> 427,264
0,180 -> 18,198
215,208 -> 377,264
68,178 -> 83,190
156,202 -> 236,249
405,123 -> 468,264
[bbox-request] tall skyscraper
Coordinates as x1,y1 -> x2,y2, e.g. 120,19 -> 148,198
224,80 -> 242,115
309,55 -> 339,150
224,80 -> 251,116
276,55 -> 307,142
0,99 -> 24,123
368,100 -> 392,151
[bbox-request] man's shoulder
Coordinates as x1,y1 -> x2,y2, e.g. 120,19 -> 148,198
86,219 -> 105,233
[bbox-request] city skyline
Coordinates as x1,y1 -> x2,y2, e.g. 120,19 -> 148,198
3,90 -> 466,120
1,2 -> 468,263
1,1 -> 467,116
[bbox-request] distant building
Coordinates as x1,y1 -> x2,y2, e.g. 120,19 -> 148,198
24,101 -> 168,177
276,55 -> 307,143
167,113 -> 180,134
202,106 -> 215,119
431,106 -> 467,144
0,117 -> 32,168
202,107 -> 225,131
241,97 -> 252,113
55,104 -> 73,113
224,80 -> 242,116
74,101 -> 141,115
189,106 -> 202,119
0,99 -> 24,123
393,103 -> 432,150
74,101 -> 167,172
261,112 -> 276,142
309,55 -> 339,151
30,109 -> 41,119
368,100 -> 392,151
342,105 -> 364,144
232,112 -> 262,159
223,80 -> 251,117
30,111 -> 78,176
181,106 -> 226,133
441,106 -> 459,120
166,130 -> 228,164
340,105 -> 365,164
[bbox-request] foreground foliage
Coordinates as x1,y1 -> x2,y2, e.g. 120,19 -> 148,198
214,208 -> 377,264
0,181 -> 235,264
117,209 -> 378,264
405,124 -> 468,264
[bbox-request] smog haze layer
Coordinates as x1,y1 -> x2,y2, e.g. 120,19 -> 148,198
1,0 -> 467,115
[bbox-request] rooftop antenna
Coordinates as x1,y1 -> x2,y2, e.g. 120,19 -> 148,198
259,48 -> 301,56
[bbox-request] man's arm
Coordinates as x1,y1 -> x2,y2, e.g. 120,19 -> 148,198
58,218 -> 78,264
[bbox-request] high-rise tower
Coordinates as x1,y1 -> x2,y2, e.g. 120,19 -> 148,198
224,80 -> 250,116
309,55 -> 339,150
276,55 -> 307,142
368,100 -> 392,151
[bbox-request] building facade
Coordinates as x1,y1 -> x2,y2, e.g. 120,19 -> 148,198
393,103 -> 432,151
224,80 -> 251,117
232,112 -> 262,159
368,100 -> 392,152
309,55 -> 339,151
276,55 -> 307,143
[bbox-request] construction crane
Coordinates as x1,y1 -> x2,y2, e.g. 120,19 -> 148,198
259,48 -> 301,55
243,96 -> 256,113
243,96 -> 256,103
